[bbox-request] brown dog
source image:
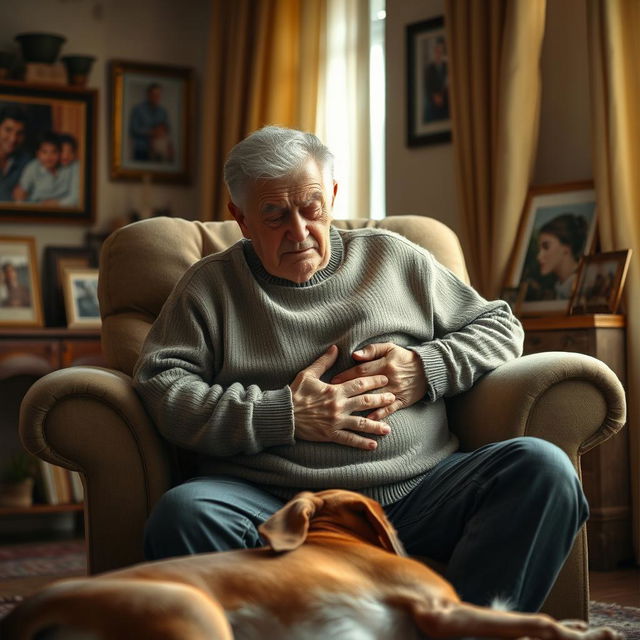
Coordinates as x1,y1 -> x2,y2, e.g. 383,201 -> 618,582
0,489 -> 623,639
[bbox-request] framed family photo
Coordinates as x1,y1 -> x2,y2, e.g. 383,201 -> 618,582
0,81 -> 97,224
406,16 -> 451,147
110,60 -> 194,183
62,267 -> 101,329
42,245 -> 98,326
0,236 -> 43,327
505,182 -> 598,316
569,250 -> 632,315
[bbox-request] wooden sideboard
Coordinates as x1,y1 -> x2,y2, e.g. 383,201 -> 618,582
522,314 -> 633,571
0,328 -> 106,521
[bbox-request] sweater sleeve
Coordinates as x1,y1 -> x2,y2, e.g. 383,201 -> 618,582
408,251 -> 524,401
132,276 -> 295,457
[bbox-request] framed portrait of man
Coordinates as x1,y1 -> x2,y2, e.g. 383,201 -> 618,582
0,236 -> 43,327
406,16 -> 452,147
0,81 -> 97,223
62,267 -> 101,329
505,182 -> 598,316
110,60 -> 194,183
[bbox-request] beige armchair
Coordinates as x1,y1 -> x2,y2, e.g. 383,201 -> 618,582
19,215 -> 626,622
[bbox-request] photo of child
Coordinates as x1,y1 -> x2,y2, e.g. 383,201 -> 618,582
12,131 -> 79,207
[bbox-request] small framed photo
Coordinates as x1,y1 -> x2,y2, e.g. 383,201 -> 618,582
406,16 -> 451,147
569,250 -> 632,315
43,246 -> 98,327
62,267 -> 101,329
0,236 -> 43,327
505,182 -> 598,316
110,60 -> 194,183
0,81 -> 97,223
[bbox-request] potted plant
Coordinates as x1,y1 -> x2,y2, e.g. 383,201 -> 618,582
0,453 -> 36,508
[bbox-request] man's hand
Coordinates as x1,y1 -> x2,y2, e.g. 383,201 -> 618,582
291,345 -> 395,450
331,343 -> 427,420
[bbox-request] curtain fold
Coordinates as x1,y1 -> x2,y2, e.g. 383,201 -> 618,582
445,0 -> 546,297
586,0 -> 640,562
199,0 -> 325,221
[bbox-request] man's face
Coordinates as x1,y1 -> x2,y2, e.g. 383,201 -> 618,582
229,159 -> 337,284
0,118 -> 26,157
60,142 -> 76,166
37,142 -> 60,171
148,87 -> 162,106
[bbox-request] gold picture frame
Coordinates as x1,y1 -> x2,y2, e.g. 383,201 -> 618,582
0,236 -> 43,327
569,250 -> 632,315
110,60 -> 194,184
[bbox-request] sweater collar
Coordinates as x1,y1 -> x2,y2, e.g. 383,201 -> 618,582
243,226 -> 344,288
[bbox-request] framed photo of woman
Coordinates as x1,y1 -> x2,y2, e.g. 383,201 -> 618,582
504,182 -> 598,316
0,236 -> 43,327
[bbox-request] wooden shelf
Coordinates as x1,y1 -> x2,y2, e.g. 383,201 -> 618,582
0,503 -> 83,516
521,314 -> 625,331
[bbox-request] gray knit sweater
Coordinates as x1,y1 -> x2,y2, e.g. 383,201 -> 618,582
133,227 -> 524,505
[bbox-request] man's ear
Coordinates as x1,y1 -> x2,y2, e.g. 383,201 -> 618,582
331,181 -> 338,208
228,201 -> 251,239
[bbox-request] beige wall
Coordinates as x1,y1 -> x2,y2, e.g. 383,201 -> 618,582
0,0 -> 209,261
386,0 -> 593,235
385,0 -> 458,232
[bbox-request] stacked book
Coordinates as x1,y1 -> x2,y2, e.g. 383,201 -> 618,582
38,461 -> 84,505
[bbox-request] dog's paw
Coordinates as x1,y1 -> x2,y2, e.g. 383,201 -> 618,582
584,625 -> 625,640
558,618 -> 589,631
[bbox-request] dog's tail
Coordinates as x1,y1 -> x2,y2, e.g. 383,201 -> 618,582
0,578 -> 234,640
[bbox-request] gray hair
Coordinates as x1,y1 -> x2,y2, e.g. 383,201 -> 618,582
223,126 -> 334,207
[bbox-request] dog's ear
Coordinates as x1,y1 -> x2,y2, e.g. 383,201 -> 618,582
357,498 -> 408,557
259,492 -> 321,552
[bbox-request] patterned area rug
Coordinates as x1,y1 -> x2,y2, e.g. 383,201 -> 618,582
589,600 -> 640,639
0,541 -> 638,637
0,540 -> 86,580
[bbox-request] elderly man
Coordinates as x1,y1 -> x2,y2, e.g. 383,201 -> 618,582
133,126 -> 588,613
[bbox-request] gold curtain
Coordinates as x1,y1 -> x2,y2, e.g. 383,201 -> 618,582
445,0 -> 547,297
200,0 -> 325,221
586,0 -> 640,562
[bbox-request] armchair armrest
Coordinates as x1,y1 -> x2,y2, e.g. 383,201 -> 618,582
19,366 -> 172,574
446,352 -> 627,461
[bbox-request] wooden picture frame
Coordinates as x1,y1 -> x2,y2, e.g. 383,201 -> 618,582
569,250 -> 632,315
406,16 -> 451,147
0,236 -> 43,327
504,181 -> 598,316
42,246 -> 98,327
62,267 -> 101,329
500,282 -> 529,317
0,80 -> 97,223
110,60 -> 194,183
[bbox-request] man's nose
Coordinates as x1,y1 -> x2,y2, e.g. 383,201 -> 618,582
286,210 -> 309,243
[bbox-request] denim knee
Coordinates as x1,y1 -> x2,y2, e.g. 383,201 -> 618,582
503,437 -> 589,523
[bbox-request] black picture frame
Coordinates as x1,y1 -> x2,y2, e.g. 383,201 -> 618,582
406,16 -> 452,147
0,80 -> 97,223
42,245 -> 98,327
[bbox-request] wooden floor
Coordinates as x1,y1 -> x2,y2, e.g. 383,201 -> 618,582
589,566 -> 640,607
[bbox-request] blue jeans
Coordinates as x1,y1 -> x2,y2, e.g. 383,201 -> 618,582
144,437 -> 588,612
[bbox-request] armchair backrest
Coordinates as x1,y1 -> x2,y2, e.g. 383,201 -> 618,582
98,215 -> 469,376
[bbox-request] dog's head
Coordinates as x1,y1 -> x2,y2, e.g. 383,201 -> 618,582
258,489 -> 407,557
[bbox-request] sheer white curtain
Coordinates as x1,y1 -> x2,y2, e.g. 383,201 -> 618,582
316,0 -> 385,220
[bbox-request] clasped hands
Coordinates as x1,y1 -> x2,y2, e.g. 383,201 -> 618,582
291,343 -> 427,450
